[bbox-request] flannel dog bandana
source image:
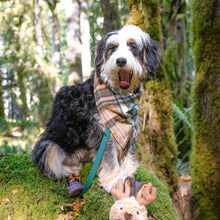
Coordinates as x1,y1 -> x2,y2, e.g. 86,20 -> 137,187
94,74 -> 142,149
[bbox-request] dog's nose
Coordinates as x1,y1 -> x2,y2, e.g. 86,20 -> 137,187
116,57 -> 127,67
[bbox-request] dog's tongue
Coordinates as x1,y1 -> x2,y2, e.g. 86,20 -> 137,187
119,70 -> 130,89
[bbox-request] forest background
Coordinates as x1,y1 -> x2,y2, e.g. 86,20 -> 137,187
0,0 -> 219,220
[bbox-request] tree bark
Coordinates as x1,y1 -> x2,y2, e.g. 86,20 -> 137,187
63,0 -> 82,83
162,0 -> 187,104
100,0 -> 121,34
80,0 -> 91,80
0,69 -> 5,119
46,0 -> 62,70
34,0 -> 52,125
190,0 -> 220,219
17,66 -> 29,119
126,0 -> 178,195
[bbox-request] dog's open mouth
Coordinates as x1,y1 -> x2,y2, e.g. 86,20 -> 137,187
118,70 -> 133,90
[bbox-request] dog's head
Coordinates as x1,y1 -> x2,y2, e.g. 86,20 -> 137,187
95,25 -> 160,94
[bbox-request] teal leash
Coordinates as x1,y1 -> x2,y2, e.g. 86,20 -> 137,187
79,127 -> 111,197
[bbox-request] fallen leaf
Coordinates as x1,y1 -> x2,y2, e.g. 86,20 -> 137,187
56,212 -> 73,220
60,203 -> 74,211
59,198 -> 85,217
72,199 -> 80,216
11,189 -> 18,194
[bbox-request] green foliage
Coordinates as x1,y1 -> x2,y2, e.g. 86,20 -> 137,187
0,154 -> 179,219
172,101 -> 192,175
172,101 -> 193,132
0,119 -> 41,154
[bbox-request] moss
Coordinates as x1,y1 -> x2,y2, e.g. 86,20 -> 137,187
138,80 -> 178,194
190,0 -> 220,219
0,153 -> 179,219
126,0 -> 161,41
0,154 -> 71,219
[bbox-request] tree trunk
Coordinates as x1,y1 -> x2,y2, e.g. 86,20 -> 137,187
17,66 -> 29,119
34,0 -> 52,125
126,0 -> 178,195
63,0 -> 82,83
80,0 -> 91,80
100,0 -> 121,34
162,0 -> 187,104
47,0 -> 62,70
190,0 -> 220,219
0,69 -> 5,119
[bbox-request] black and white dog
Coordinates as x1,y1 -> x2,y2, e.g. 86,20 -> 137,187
32,25 -> 160,192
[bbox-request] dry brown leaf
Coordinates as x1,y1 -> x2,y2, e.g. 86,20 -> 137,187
11,189 -> 18,194
59,199 -> 85,217
56,212 -> 73,220
60,203 -> 74,211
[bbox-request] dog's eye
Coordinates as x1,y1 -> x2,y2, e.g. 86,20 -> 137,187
128,43 -> 138,55
109,45 -> 118,52
129,43 -> 137,49
107,44 -> 118,52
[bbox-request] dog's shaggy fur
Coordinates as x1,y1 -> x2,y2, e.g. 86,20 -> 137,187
32,25 -> 160,192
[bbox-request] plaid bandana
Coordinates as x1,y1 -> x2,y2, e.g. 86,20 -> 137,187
94,74 -> 142,149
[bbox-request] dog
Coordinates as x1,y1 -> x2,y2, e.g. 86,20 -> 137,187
32,25 -> 160,193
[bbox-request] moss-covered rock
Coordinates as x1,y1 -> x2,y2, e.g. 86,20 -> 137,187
0,153 -> 179,219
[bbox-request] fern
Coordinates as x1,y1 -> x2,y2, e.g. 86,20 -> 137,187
172,102 -> 194,132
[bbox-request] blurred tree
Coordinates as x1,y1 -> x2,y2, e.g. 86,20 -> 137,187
162,0 -> 187,104
34,0 -> 53,125
162,0 -> 192,178
0,69 -> 5,119
80,0 -> 91,80
0,1 -> 31,119
190,0 -> 220,219
63,0 -> 82,83
46,0 -> 62,70
100,0 -> 121,34
127,0 -> 178,195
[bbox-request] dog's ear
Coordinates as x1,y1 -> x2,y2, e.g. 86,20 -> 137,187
95,38 -> 106,77
95,31 -> 118,77
144,39 -> 160,78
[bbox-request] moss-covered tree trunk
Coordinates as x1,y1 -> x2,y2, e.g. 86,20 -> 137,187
126,0 -> 178,195
0,69 -> 5,119
162,0 -> 187,104
100,0 -> 121,34
190,0 -> 220,219
17,68 -> 29,119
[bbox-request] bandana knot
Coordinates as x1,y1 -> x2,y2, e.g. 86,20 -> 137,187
94,74 -> 142,149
